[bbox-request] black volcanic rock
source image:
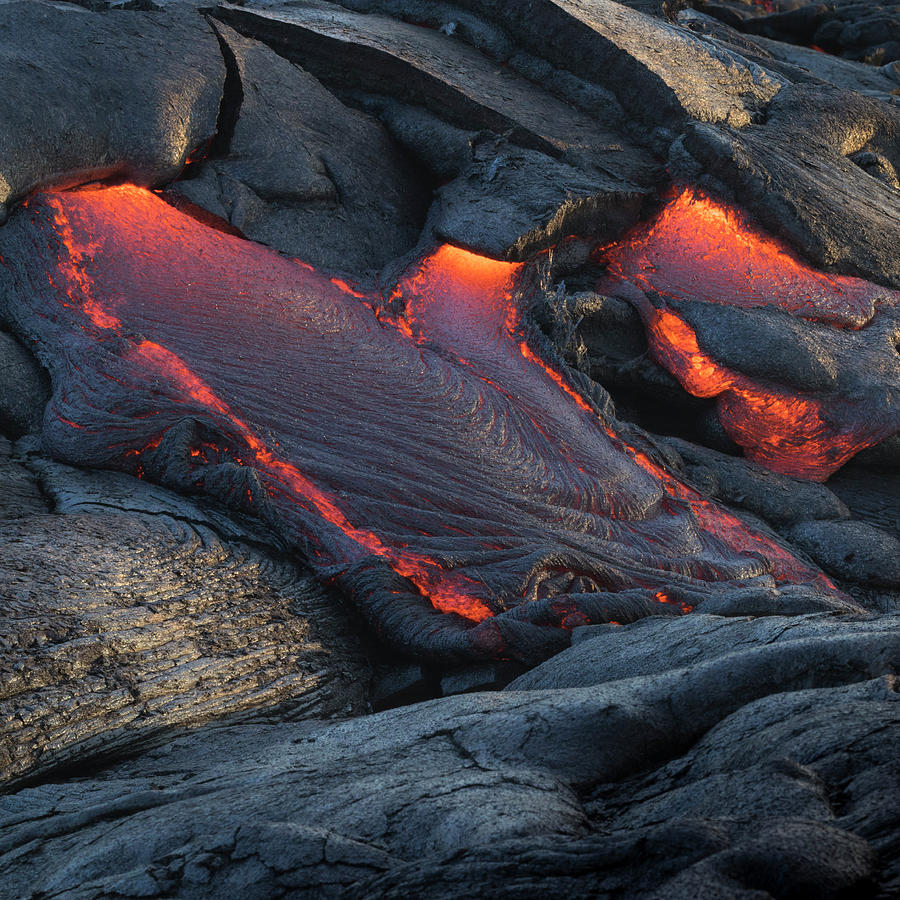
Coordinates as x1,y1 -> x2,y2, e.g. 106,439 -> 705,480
0,331 -> 48,438
787,519 -> 900,587
738,0 -> 900,66
170,20 -> 429,272
664,436 -> 851,527
507,612 -> 899,690
426,143 -> 650,258
213,0 -> 662,257
337,0 -> 784,127
0,1 -> 224,221
214,0 -> 656,173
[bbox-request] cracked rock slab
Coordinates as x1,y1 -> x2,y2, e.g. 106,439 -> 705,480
0,0 -> 223,220
172,19 -> 429,273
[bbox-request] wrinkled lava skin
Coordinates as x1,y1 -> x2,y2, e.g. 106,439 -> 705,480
597,188 -> 900,480
0,185 -> 840,662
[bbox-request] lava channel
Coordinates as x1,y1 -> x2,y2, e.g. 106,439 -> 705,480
596,187 -> 900,480
0,184 -> 846,662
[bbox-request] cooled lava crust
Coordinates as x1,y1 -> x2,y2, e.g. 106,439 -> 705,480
0,184 -> 849,663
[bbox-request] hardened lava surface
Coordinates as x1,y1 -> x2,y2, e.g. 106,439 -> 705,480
0,185 -> 842,662
597,188 -> 900,480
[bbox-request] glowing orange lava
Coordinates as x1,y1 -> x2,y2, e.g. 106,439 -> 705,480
595,187 -> 899,480
598,187 -> 896,328
643,305 -> 887,480
45,185 -> 493,622
10,183 -> 844,644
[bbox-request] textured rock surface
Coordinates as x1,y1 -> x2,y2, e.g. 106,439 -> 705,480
0,1 -> 898,897
0,438 -> 370,788
0,613 -> 896,897
787,519 -> 900,587
732,0 -> 900,66
0,1 -> 223,219
170,19 -> 428,272
214,0 -> 661,258
664,436 -> 851,527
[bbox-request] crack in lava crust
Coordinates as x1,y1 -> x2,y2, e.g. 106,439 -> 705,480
0,184 -> 844,662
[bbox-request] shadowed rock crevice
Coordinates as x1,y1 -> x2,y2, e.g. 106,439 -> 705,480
207,18 -> 245,160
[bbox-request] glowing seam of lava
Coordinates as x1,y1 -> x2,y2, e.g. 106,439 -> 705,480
141,345 -> 493,621
646,306 -> 881,481
427,248 -> 837,597
45,194 -> 123,332
47,187 -> 492,623
598,186 -> 893,328
496,304 -> 835,593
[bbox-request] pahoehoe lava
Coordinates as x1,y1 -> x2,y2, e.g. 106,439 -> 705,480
0,183 -> 846,663
596,187 -> 900,480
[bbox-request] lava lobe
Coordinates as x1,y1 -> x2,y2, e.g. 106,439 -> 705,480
597,188 -> 900,480
0,184 -> 842,662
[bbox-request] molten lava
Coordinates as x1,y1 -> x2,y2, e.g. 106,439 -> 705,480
0,184 -> 843,661
596,188 -> 899,480
598,187 -> 894,328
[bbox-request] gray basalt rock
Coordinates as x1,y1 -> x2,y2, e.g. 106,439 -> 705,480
787,519 -> 900,587
337,0 -> 785,127
426,144 -> 650,259
506,612 -> 895,691
0,446 -> 370,788
212,0 -> 662,257
738,0 -> 900,66
0,332 -> 48,439
0,615 -> 896,897
676,299 -> 900,396
215,1 -> 657,178
0,1 -> 224,220
827,461 -> 900,534
170,20 -> 429,273
0,437 -> 46,521
688,17 -> 900,99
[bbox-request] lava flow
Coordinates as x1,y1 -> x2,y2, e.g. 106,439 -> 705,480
596,187 -> 899,480
0,184 -> 844,662
641,305 -> 891,479
598,187 -> 894,328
